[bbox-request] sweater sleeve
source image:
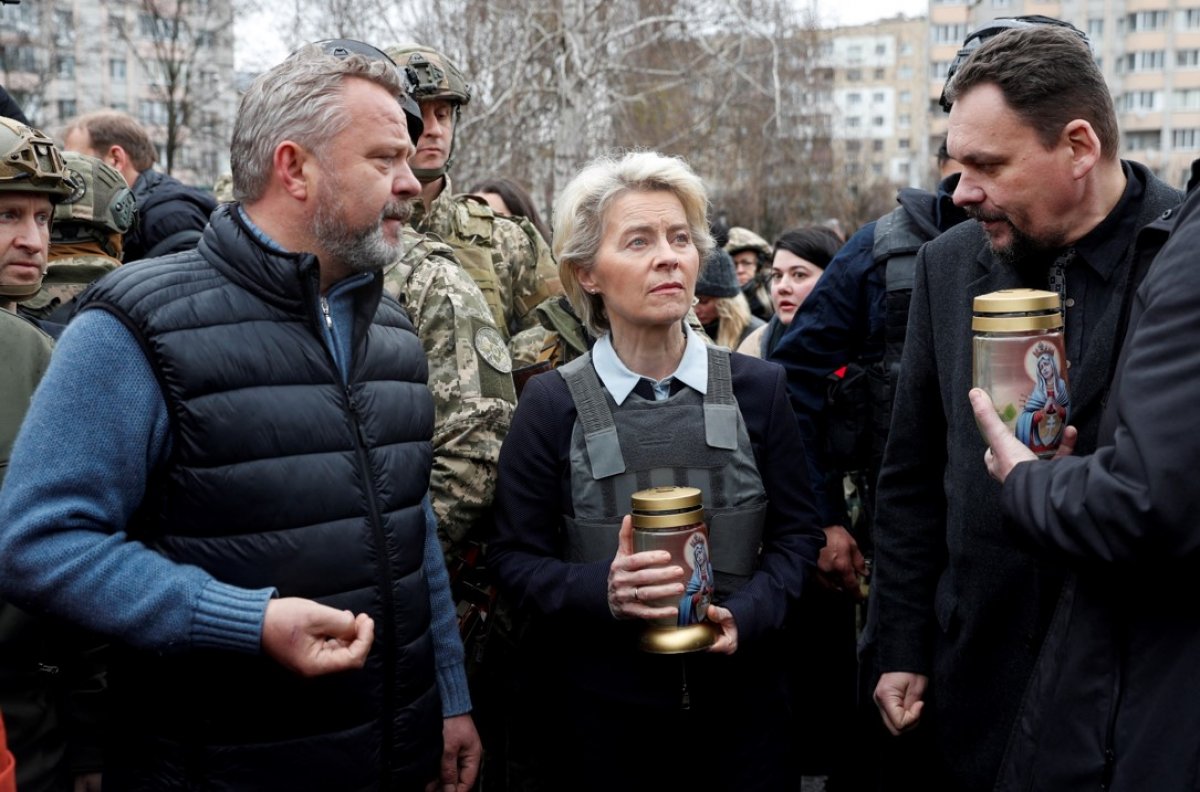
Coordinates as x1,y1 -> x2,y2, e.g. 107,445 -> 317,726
423,497 -> 471,716
0,309 -> 273,654
487,372 -> 615,623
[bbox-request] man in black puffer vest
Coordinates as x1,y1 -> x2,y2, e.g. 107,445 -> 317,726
0,42 -> 480,790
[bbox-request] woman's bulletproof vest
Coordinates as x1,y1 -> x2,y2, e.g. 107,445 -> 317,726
558,345 -> 767,597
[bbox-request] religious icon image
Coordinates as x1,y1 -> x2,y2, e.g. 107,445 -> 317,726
677,530 -> 713,627
1015,342 -> 1070,456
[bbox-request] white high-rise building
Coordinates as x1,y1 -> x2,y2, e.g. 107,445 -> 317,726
929,0 -> 1200,188
0,0 -> 235,186
822,14 -> 935,190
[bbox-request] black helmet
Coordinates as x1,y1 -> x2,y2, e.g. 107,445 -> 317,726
313,38 -> 424,143
939,16 -> 1088,112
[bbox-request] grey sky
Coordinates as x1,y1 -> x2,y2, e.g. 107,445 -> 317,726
235,0 -> 930,71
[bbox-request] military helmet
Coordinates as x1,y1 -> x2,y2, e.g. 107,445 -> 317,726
940,16 -> 1088,112
724,227 -> 772,259
53,151 -> 137,238
0,117 -> 71,200
385,44 -> 472,107
385,44 -> 471,183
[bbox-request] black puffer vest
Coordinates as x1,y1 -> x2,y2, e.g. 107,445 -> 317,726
77,205 -> 441,791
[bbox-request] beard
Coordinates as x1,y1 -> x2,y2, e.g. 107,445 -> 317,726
312,178 -> 412,274
965,206 -> 1064,270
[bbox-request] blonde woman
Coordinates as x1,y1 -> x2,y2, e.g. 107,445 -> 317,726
489,151 -> 823,791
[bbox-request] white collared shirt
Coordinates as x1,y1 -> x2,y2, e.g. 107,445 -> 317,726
591,323 -> 709,405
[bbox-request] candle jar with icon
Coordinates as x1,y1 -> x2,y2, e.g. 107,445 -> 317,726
972,288 -> 1070,459
630,486 -> 717,654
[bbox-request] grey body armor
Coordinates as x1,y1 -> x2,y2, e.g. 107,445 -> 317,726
558,345 -> 768,598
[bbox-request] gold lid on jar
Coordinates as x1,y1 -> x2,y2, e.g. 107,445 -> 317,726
972,288 -> 1062,332
631,486 -> 703,530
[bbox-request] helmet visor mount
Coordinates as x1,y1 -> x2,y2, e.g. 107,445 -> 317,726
314,38 -> 425,143
0,119 -> 71,201
938,15 -> 1089,112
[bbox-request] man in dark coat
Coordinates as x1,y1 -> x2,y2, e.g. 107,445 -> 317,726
870,25 -> 1182,790
970,177 -> 1200,792
62,111 -> 215,262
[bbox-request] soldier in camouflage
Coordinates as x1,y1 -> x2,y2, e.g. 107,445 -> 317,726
385,44 -> 561,343
382,227 -> 516,558
211,173 -> 234,204
20,151 -> 136,327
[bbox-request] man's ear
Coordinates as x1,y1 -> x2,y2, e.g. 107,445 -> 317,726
100,145 -> 140,188
1063,119 -> 1101,180
104,144 -> 129,171
275,141 -> 311,201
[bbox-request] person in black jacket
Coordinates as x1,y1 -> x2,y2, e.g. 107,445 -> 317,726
0,86 -> 29,126
970,177 -> 1200,792
489,150 -> 824,791
870,24 -> 1181,791
62,110 -> 215,262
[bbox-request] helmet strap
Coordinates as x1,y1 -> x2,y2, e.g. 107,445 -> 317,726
412,165 -> 447,184
0,279 -> 45,301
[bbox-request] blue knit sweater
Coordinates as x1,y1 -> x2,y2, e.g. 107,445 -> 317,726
0,281 -> 470,717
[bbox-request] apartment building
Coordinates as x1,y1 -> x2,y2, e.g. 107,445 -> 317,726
929,0 -> 1200,188
821,15 -> 936,193
0,0 -> 235,185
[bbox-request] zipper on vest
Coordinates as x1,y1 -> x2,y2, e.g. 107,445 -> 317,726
344,383 -> 397,787
679,659 -> 691,710
320,296 -> 333,330
1100,625 -> 1125,790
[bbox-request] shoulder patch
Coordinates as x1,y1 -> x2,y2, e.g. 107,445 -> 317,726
474,325 -> 513,373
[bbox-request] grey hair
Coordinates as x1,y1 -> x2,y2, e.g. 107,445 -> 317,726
553,150 -> 713,339
230,44 -> 406,203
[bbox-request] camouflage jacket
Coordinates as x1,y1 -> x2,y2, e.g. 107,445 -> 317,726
383,229 -> 516,555
410,176 -> 561,341
20,253 -> 120,320
510,296 -> 714,376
